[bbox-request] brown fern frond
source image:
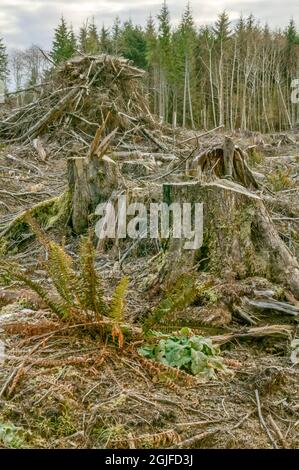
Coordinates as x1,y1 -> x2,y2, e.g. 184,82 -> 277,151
138,355 -> 196,387
3,320 -> 59,337
7,367 -> 25,397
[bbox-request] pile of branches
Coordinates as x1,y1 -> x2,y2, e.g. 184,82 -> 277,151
0,54 -> 153,143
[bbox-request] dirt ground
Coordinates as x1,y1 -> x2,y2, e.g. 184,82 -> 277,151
0,129 -> 299,449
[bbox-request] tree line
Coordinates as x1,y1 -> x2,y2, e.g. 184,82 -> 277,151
1,1 -> 299,132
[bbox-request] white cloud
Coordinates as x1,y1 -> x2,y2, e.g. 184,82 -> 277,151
0,0 -> 298,50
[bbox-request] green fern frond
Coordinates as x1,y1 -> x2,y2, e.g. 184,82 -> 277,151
46,241 -> 78,307
109,276 -> 129,323
0,262 -> 69,317
78,236 -> 107,318
25,213 -> 50,248
144,274 -> 197,331
25,215 -> 78,311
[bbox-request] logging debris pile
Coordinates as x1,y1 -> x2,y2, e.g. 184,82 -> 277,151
0,55 -> 153,143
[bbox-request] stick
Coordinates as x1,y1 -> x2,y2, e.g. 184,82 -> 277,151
181,125 -> 224,144
268,414 -> 287,448
176,430 -> 218,448
141,128 -> 169,152
255,389 -> 278,449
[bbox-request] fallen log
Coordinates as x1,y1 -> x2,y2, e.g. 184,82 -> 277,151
211,325 -> 292,345
111,151 -> 177,162
243,297 -> 299,317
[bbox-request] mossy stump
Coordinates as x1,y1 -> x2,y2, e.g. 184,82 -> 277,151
161,179 -> 299,299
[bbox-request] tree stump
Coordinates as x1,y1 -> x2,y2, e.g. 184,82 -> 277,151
188,136 -> 259,189
67,153 -> 119,234
160,179 -> 299,298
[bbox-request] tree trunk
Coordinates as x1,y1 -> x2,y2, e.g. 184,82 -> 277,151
159,180 -> 299,299
67,154 -> 118,234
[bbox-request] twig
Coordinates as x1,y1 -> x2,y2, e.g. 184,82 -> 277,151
176,429 -> 218,448
181,125 -> 224,144
37,47 -> 55,66
268,414 -> 287,448
255,389 -> 278,449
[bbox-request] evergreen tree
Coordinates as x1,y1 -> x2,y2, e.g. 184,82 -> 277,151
247,14 -> 255,30
100,25 -> 111,53
0,36 -> 8,82
51,16 -> 75,64
145,15 -> 158,113
69,26 -> 77,53
112,16 -> 122,55
286,18 -> 299,45
173,2 -> 197,127
145,14 -> 157,67
213,10 -> 231,42
235,15 -> 246,36
122,21 -> 147,69
79,23 -> 88,53
157,1 -> 173,121
157,1 -> 171,54
86,18 -> 100,54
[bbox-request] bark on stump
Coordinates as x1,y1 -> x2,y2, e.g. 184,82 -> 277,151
160,179 -> 299,299
67,155 -> 118,234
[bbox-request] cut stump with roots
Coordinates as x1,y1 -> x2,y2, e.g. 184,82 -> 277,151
159,179 -> 299,299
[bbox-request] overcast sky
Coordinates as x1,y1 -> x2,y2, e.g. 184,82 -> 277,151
1,0 -> 299,50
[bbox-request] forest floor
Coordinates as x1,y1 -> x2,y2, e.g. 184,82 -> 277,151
0,128 -> 298,449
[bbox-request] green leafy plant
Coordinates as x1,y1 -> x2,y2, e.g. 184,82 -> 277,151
139,328 -> 225,378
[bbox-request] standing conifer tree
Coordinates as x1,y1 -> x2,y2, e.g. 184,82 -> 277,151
86,18 -> 100,54
79,23 -> 88,53
121,21 -> 147,69
112,16 -> 122,55
51,16 -> 75,64
100,25 -> 111,53
157,1 -> 172,122
0,36 -> 8,82
145,14 -> 159,114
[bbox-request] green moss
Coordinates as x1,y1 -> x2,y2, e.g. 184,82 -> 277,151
36,405 -> 76,439
91,424 -> 126,447
0,423 -> 26,448
195,278 -> 222,305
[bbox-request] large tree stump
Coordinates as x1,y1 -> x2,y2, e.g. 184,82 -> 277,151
67,153 -> 119,234
188,137 -> 259,189
160,179 -> 299,298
